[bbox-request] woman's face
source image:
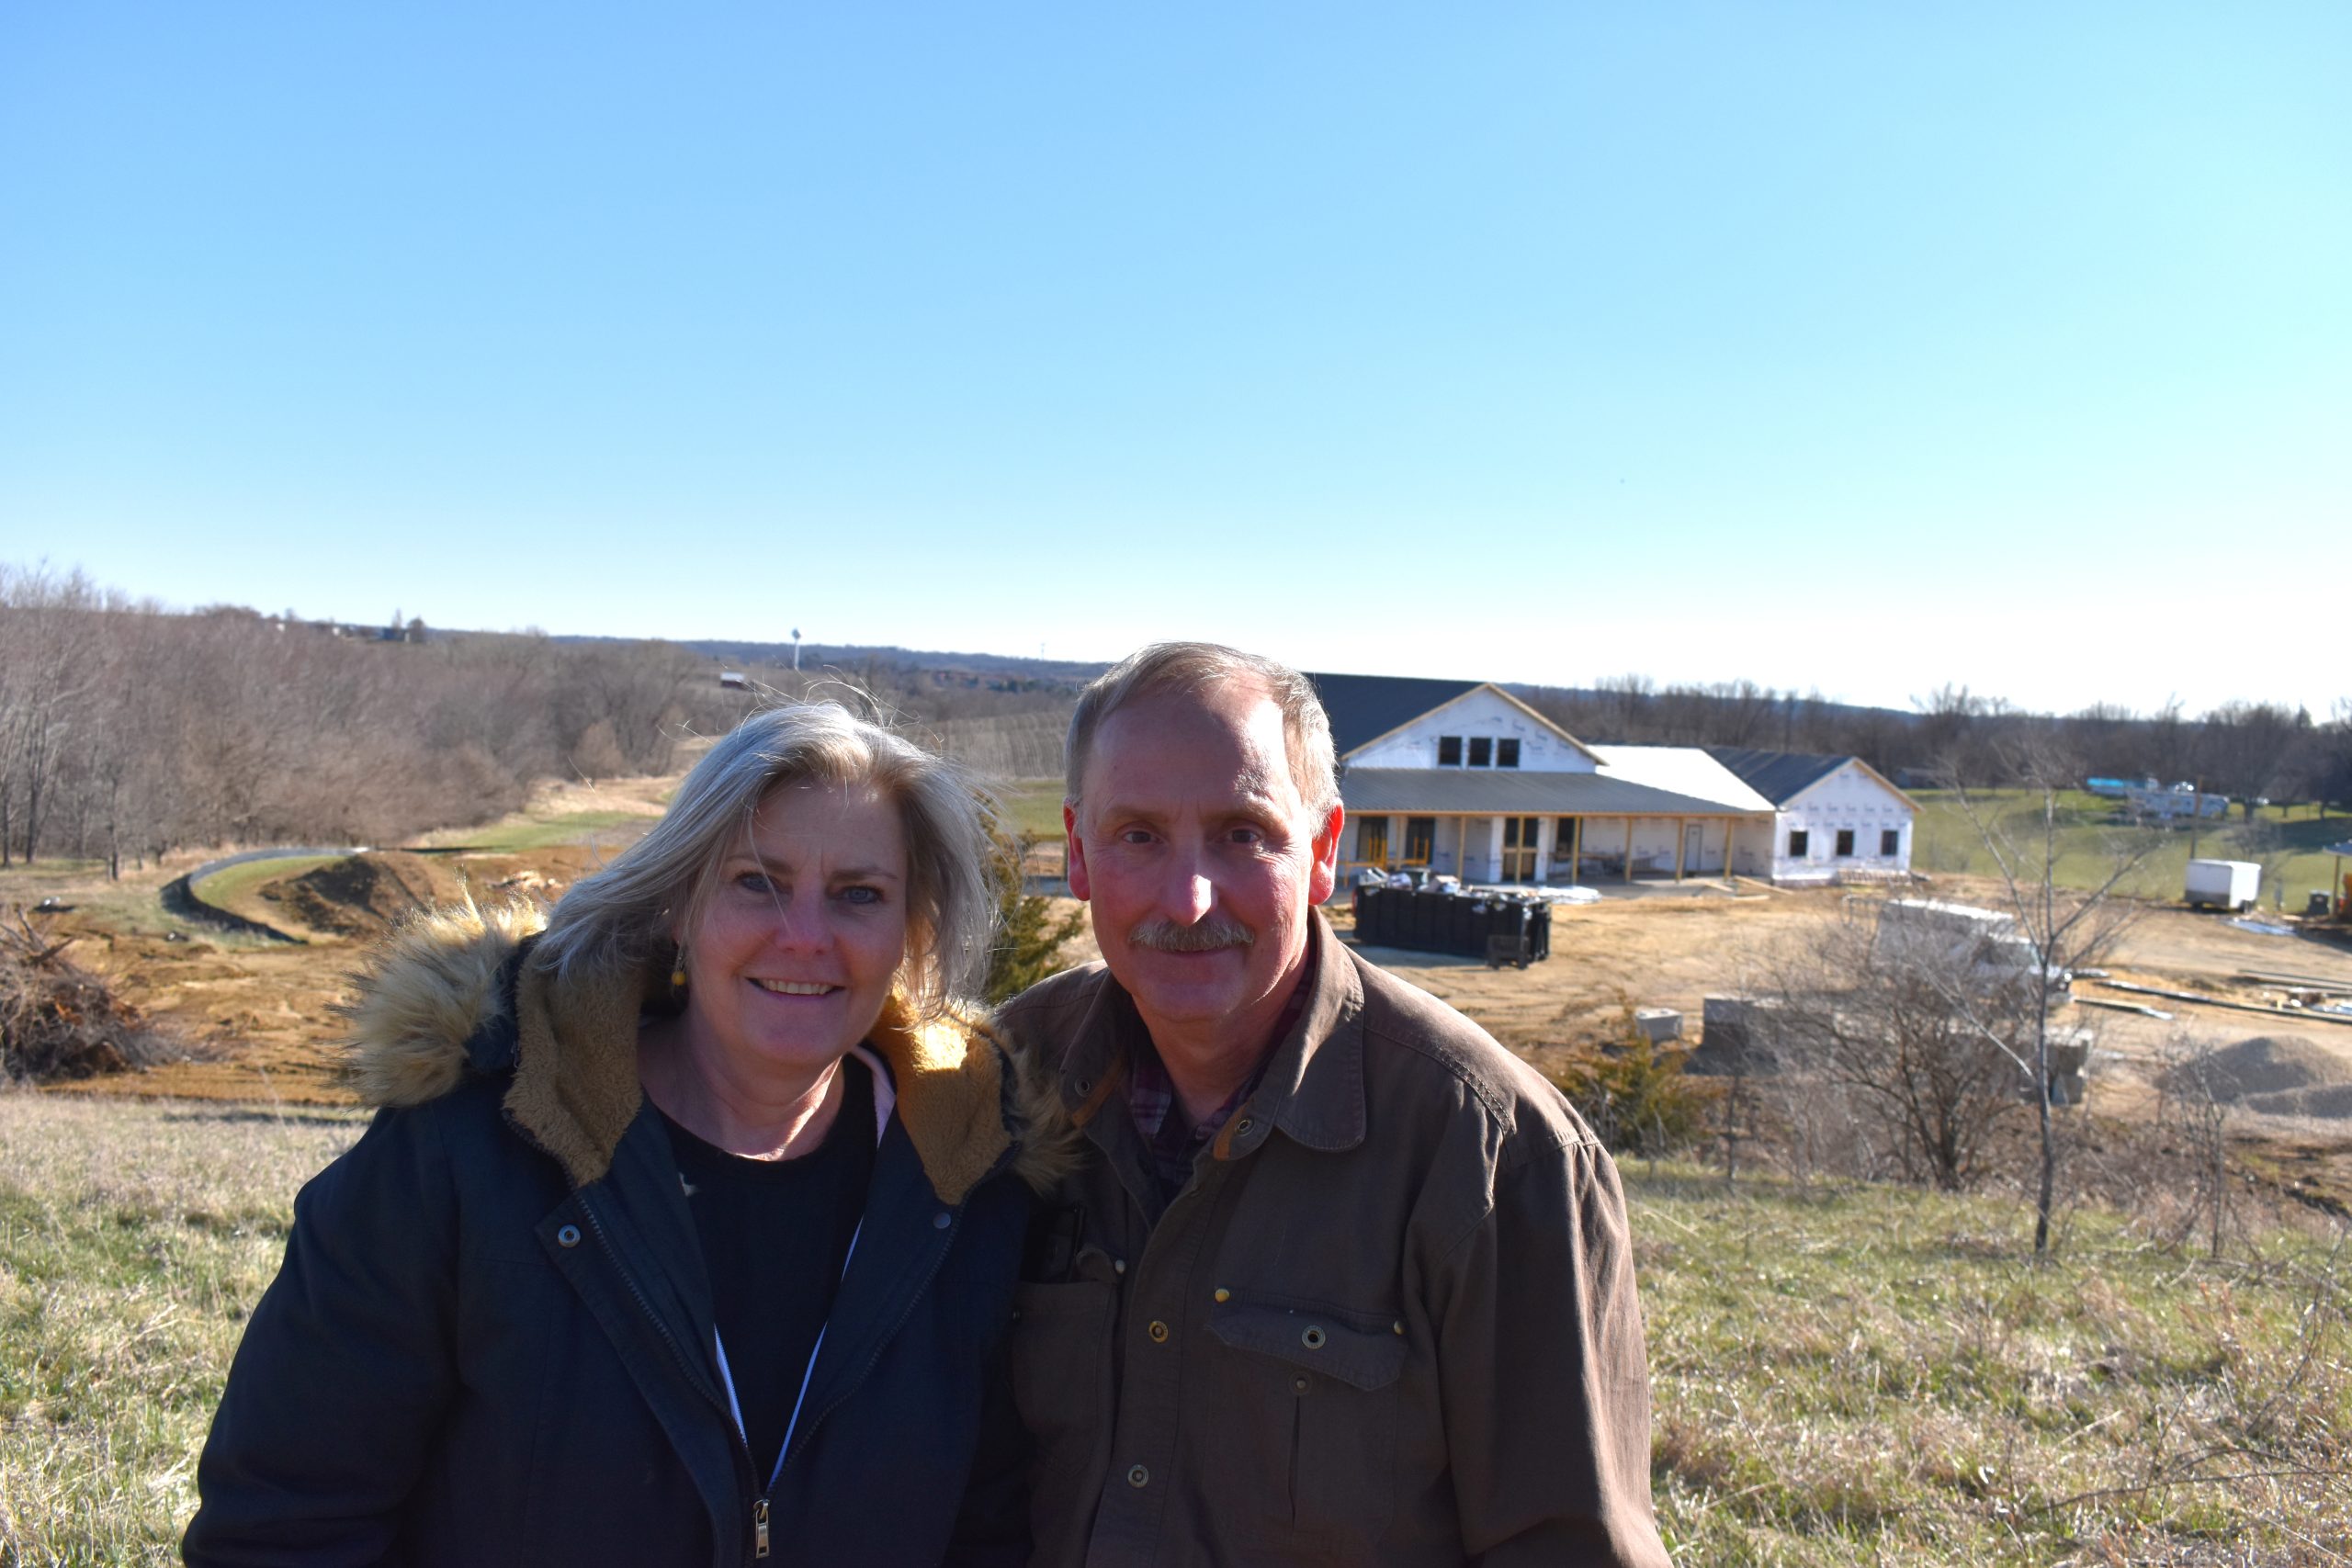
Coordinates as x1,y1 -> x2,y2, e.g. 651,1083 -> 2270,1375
676,780 -> 910,1083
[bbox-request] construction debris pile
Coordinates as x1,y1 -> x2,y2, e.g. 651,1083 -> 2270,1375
1,910 -> 206,1083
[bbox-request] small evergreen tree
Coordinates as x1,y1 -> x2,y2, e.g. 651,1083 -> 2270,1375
1549,1004 -> 1713,1158
983,829 -> 1086,1005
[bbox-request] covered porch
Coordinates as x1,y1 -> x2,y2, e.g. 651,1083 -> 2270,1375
1336,769 -> 1771,891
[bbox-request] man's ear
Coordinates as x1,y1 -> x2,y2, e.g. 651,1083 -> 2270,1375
1063,800 -> 1091,901
1306,804 -> 1343,906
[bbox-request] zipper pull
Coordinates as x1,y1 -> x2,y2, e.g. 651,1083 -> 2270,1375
753,1496 -> 771,1559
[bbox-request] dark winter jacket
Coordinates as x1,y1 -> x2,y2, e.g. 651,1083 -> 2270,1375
184,902 -> 1055,1568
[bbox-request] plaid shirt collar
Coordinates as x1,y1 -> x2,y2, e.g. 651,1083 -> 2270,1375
1125,946 -> 1317,1199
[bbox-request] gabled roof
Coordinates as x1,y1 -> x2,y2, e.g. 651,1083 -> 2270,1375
1341,769 -> 1766,818
1304,672 -> 1597,763
1303,673 -> 1485,757
1703,746 -> 1919,810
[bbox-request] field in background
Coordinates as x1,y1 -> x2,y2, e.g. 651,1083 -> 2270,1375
1,1096 -> 2344,1564
995,777 -> 1068,840
1912,789 -> 2348,905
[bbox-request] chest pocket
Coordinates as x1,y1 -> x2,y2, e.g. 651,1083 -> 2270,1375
1206,1299 -> 1407,1546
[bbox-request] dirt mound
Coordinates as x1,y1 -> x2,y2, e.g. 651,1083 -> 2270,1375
259,852 -> 468,940
2,910 -> 209,1083
2157,1034 -> 2352,1119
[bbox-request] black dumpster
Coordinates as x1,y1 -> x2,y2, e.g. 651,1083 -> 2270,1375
1350,886 -> 1551,963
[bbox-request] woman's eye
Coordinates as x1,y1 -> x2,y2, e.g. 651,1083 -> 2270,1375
837,885 -> 884,906
735,872 -> 777,895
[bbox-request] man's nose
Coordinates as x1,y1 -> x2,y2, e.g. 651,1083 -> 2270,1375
1159,846 -> 1216,925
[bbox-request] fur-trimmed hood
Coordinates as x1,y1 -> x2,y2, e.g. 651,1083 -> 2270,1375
342,900 -> 1062,1201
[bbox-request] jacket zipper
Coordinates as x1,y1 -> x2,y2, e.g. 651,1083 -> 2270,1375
577,1193 -> 770,1562
773,1134 -> 1023,1475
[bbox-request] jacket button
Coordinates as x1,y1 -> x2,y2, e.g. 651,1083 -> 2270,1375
556,1224 -> 581,1248
1126,1464 -> 1149,1488
1148,1320 -> 1169,1343
1213,1288 -> 1231,1304
1301,1325 -> 1326,1349
933,1212 -> 952,1230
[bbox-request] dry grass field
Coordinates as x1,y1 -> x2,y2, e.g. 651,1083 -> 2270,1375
7,781 -> 2352,1562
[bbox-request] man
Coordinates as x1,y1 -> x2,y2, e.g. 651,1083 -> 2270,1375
997,643 -> 1672,1566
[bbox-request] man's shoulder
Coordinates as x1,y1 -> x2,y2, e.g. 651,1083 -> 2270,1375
1343,944 -> 1598,1156
993,962 -> 1113,1051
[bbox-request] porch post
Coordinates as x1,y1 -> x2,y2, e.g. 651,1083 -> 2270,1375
1623,818 -> 1635,884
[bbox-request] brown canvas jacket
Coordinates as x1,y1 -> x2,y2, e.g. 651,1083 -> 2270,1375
997,914 -> 1672,1567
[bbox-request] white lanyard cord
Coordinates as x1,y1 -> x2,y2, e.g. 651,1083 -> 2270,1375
715,1217 -> 863,1492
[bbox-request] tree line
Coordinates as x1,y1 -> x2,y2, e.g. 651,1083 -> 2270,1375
1521,676 -> 2352,808
0,566 -> 733,874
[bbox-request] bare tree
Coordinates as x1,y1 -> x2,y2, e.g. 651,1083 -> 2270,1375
1758,898 -> 2038,1191
1947,744 -> 2153,1254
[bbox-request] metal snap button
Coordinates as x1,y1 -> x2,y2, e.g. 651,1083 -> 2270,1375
1074,1077 -> 1092,1096
1235,1117 -> 1253,1134
1393,1320 -> 1407,1336
1294,1376 -> 1309,1393
1148,1320 -> 1169,1343
1213,1288 -> 1231,1303
556,1224 -> 581,1248
1126,1464 -> 1149,1488
1113,1258 -> 1126,1274
1301,1325 -> 1326,1349
933,1212 -> 952,1230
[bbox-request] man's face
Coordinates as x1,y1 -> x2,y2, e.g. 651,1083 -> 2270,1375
1065,681 -> 1340,1042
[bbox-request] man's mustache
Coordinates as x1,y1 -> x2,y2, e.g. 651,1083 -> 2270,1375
1126,916 -> 1257,953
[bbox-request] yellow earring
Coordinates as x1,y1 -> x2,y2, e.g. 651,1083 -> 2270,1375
671,953 -> 688,992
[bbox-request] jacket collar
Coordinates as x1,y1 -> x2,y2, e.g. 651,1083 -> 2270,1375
342,900 -> 1032,1202
1056,912 -> 1368,1158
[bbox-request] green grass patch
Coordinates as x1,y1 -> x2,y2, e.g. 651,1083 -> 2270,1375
426,810 -> 652,854
1912,790 -> 2352,905
187,856 -> 343,926
0,1097 -> 368,1564
994,778 -> 1069,841
1637,1167 -> 2352,1562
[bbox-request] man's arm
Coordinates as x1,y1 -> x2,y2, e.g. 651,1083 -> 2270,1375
1431,1134 -> 1673,1567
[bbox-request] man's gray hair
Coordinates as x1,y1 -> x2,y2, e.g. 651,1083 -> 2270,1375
1065,642 -> 1340,822
532,702 -> 994,1020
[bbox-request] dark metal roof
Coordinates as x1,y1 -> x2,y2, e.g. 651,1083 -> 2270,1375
1702,747 -> 1854,806
1340,768 -> 1761,818
1303,672 -> 1487,758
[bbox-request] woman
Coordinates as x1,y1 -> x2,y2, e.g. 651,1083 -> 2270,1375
186,703 -> 1048,1567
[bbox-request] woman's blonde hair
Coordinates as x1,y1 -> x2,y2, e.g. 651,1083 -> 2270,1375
530,702 -> 994,1019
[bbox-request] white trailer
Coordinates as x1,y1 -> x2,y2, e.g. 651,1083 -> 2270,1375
2184,859 -> 2261,912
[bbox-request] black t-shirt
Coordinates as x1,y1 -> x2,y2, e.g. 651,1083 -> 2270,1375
662,1055 -> 876,1484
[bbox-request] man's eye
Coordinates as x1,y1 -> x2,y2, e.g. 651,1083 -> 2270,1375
1118,829 -> 1156,846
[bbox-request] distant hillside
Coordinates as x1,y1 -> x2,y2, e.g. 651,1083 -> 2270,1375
543,633 -> 1109,686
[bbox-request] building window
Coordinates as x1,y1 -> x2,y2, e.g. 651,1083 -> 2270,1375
1788,829 -> 1809,858
1356,818 -> 1389,865
1437,736 -> 1463,766
1881,829 -> 1900,856
1835,829 -> 1855,857
1403,817 -> 1435,864
1469,737 -> 1493,767
1496,738 -> 1521,768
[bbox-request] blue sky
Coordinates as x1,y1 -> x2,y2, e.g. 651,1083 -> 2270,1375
5,3 -> 2346,716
